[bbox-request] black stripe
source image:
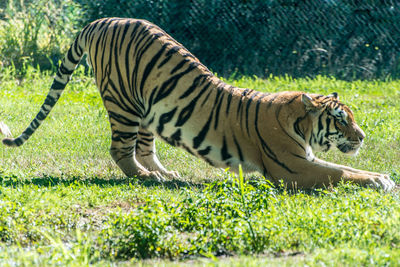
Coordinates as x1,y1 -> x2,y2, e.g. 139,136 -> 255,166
170,129 -> 181,143
200,87 -> 214,107
36,111 -> 46,121
111,130 -> 137,142
130,26 -> 153,101
317,113 -> 325,146
198,146 -> 211,156
93,21 -> 111,81
193,111 -> 213,149
112,130 -> 137,138
83,21 -> 98,45
175,82 -> 211,127
124,23 -> 141,91
137,152 -> 154,157
51,80 -> 66,90
113,23 -> 131,103
254,98 -> 295,174
67,47 -> 80,65
157,108 -> 178,135
225,87 -> 233,115
43,95 -> 57,107
293,116 -> 306,140
170,59 -> 188,74
179,74 -> 207,99
119,22 -> 131,54
221,136 -> 232,160
32,119 -> 40,129
135,31 -> 164,97
182,144 -> 195,156
213,89 -> 224,130
287,94 -> 300,105
59,64 -> 74,75
108,110 -> 140,127
323,117 -> 332,142
236,95 -> 243,118
102,94 -> 140,118
15,138 -> 23,146
153,63 -> 198,104
145,86 -> 158,118
139,43 -> 169,95
137,140 -> 151,147
105,80 -> 142,117
158,45 -> 181,68
233,135 -> 244,162
24,127 -> 34,136
138,131 -> 153,137
75,38 -> 83,56
175,101 -> 196,127
138,136 -> 154,143
147,115 -> 155,126
244,91 -> 260,136
275,105 -> 305,151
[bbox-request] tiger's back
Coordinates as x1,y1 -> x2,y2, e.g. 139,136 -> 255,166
84,18 -> 247,170
2,18 -> 395,191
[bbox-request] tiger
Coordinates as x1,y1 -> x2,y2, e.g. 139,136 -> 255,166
2,18 -> 395,191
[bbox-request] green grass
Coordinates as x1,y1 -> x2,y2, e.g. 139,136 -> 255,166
0,66 -> 399,266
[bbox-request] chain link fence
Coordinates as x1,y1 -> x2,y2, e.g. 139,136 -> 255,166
76,0 -> 400,80
2,0 -> 399,80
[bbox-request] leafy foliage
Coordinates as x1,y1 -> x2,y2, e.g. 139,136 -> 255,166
0,0 -> 82,74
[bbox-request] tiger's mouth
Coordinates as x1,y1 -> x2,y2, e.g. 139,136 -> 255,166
337,141 -> 362,155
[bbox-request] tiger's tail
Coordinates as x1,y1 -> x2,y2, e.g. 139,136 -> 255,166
2,32 -> 86,147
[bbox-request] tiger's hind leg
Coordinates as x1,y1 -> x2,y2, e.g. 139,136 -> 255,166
135,128 -> 180,179
108,117 -> 166,182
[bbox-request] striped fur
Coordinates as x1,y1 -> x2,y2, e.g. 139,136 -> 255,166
2,18 -> 395,190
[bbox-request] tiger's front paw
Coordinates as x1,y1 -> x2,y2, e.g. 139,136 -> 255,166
138,170 -> 167,183
163,170 -> 181,179
363,173 -> 395,192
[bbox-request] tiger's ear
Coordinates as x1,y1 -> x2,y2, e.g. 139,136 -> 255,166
328,92 -> 339,100
302,94 -> 321,112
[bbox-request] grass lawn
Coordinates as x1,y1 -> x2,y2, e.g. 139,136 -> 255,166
0,67 -> 399,266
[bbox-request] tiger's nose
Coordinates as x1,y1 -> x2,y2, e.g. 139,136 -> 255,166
354,124 -> 366,142
358,128 -> 366,142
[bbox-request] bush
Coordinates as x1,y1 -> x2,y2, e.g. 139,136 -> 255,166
0,0 -> 83,74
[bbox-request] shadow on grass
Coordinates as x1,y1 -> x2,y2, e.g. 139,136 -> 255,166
0,174 -> 205,190
2,174 -> 394,195
0,174 -> 328,196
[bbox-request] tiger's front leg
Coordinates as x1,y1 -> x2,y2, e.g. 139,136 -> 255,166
135,128 -> 180,179
313,158 -> 394,179
340,168 -> 395,191
264,155 -> 395,191
108,118 -> 166,182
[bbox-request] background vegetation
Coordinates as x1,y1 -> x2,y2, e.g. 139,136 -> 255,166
1,0 -> 400,79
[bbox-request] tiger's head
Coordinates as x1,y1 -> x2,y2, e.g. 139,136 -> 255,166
302,92 -> 365,155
